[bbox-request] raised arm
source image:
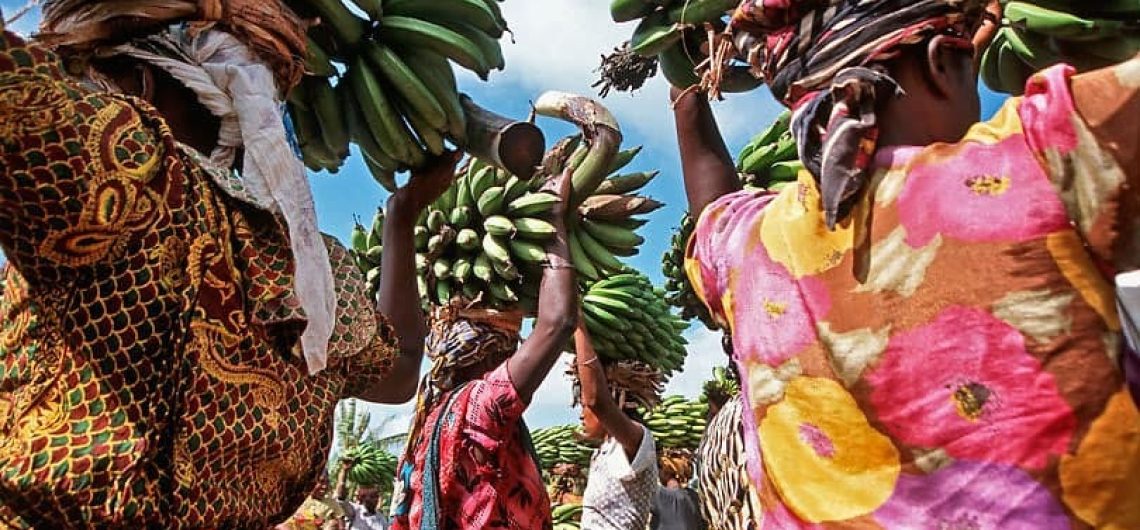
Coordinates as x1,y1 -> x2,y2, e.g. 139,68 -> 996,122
671,86 -> 741,219
575,322 -> 645,459
357,151 -> 461,403
506,168 -> 578,402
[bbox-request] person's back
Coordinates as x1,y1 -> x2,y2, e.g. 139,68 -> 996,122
650,485 -> 705,530
674,1 -> 1140,528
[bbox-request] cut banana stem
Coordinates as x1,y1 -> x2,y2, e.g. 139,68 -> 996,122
462,94 -> 546,179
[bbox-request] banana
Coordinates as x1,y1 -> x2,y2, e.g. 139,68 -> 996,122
457,228 -> 481,250
513,217 -> 557,240
659,38 -> 701,89
509,239 -> 547,264
448,205 -> 471,228
383,0 -> 504,37
594,170 -> 658,195
631,12 -> 682,57
607,145 -> 643,174
453,257 -> 473,282
364,42 -> 448,131
581,218 -> 644,250
484,215 -> 516,237
349,57 -> 421,167
436,278 -> 453,305
1004,1 -> 1123,42
666,0 -> 738,25
576,227 -> 625,272
502,175 -> 529,204
401,48 -> 468,143
308,77 -> 351,159
448,22 -> 506,71
507,193 -> 560,216
469,166 -> 498,202
568,231 -> 600,281
404,103 -> 448,156
489,280 -> 519,303
611,0 -> 657,22
350,222 -> 368,253
477,186 -> 507,216
304,37 -> 337,77
482,233 -> 513,266
427,210 -> 447,233
378,16 -> 492,79
433,258 -> 452,279
473,253 -> 495,282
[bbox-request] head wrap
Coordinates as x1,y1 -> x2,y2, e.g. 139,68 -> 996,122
38,0 -> 308,90
717,0 -> 983,228
36,4 -> 337,375
569,359 -> 664,412
402,303 -> 523,461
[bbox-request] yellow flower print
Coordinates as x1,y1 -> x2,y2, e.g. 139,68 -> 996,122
1060,390 -> 1140,530
759,377 -> 900,523
759,173 -> 856,278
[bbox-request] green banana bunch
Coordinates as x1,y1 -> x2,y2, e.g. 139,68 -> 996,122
598,0 -> 760,97
342,441 -> 399,489
551,502 -> 583,529
580,272 -> 690,376
980,1 -> 1140,95
283,0 -> 510,180
531,425 -> 596,471
348,207 -> 388,299
702,365 -> 740,401
640,395 -> 709,450
735,110 -> 802,191
661,213 -> 719,330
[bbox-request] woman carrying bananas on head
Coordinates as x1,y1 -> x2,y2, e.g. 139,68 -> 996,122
0,1 -> 455,527
672,0 -> 1140,527
571,324 -> 660,530
389,167 -> 578,530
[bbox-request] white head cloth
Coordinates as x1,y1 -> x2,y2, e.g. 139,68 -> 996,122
111,28 -> 335,375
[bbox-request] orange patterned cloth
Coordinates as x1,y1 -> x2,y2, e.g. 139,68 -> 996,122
0,30 -> 395,528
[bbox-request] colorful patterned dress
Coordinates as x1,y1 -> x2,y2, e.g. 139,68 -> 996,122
686,63 -> 1140,529
391,365 -> 551,530
0,31 -> 397,528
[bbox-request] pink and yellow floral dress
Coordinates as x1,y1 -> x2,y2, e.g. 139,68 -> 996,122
686,63 -> 1140,529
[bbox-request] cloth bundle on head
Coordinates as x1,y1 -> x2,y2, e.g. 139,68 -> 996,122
718,0 -> 983,228
658,448 -> 694,483
402,303 -> 523,460
38,0 -> 308,90
37,0 -> 335,375
569,359 -> 664,411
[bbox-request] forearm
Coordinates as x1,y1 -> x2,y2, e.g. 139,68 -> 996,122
671,87 -> 741,218
574,326 -> 616,413
376,197 -> 427,373
507,232 -> 577,401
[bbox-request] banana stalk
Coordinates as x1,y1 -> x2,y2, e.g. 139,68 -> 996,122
533,91 -> 623,207
461,94 -> 547,179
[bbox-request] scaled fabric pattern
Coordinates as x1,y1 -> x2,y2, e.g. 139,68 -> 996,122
392,364 -> 550,530
581,423 -> 659,530
0,31 -> 397,528
686,64 -> 1140,528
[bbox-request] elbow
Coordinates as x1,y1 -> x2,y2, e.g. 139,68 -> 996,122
539,311 -> 577,340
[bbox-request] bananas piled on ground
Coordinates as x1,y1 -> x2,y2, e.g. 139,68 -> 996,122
597,0 -> 760,96
736,110 -> 802,191
349,207 -> 387,298
980,0 -> 1140,95
283,0 -> 510,182
580,272 -> 690,376
531,425 -> 596,471
641,395 -> 709,449
342,441 -> 398,488
551,502 -> 583,530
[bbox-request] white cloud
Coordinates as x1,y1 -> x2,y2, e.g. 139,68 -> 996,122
665,326 -> 729,398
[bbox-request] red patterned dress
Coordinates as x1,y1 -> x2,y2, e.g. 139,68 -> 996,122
391,365 -> 551,530
0,30 -> 397,528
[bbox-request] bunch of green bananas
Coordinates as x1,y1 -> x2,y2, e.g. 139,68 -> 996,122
980,0 -> 1140,95
551,502 -> 583,530
608,0 -> 761,94
532,425 -> 596,471
342,441 -> 398,488
580,272 -> 690,376
735,110 -> 801,191
702,366 -> 740,400
641,395 -> 708,449
283,0 -> 509,184
349,207 -> 387,297
661,213 -> 717,331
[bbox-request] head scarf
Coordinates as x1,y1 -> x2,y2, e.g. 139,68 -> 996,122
36,3 -> 337,375
718,0 -> 983,228
402,303 -> 523,461
38,0 -> 307,90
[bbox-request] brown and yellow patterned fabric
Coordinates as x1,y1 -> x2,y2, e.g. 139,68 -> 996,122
0,30 -> 396,529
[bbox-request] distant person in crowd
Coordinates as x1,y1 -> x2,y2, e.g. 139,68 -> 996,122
650,455 -> 706,530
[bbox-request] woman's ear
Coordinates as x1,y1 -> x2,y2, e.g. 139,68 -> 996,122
925,35 -> 973,100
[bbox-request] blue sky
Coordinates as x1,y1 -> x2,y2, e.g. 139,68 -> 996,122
0,0 -> 1009,434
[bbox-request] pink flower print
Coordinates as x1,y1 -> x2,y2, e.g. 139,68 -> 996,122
865,306 -> 1075,470
874,461 -> 1069,529
897,136 -> 1068,247
729,240 -> 831,366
